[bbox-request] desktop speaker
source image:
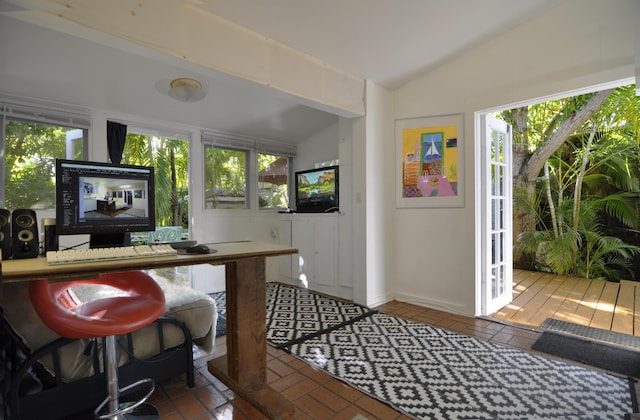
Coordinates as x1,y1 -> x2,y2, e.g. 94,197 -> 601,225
42,218 -> 58,254
0,208 -> 11,259
12,209 -> 39,259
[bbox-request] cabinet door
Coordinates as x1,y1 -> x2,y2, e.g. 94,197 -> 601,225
277,220 -> 292,281
313,218 -> 338,291
291,220 -> 315,287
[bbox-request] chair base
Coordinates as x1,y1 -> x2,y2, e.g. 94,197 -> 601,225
95,377 -> 157,420
104,402 -> 158,420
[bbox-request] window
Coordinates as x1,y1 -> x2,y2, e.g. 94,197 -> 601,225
202,130 -> 295,210
120,130 -> 190,228
1,102 -> 88,209
204,146 -> 248,209
258,153 -> 289,209
315,159 -> 339,168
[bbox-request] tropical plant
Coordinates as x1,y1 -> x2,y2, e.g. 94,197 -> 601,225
512,85 -> 640,280
517,194 -> 640,280
258,154 -> 289,209
4,121 -> 76,209
122,134 -> 189,227
504,90 -> 616,268
204,147 -> 247,209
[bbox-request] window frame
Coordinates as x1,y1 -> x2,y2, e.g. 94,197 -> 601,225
202,130 -> 295,212
0,99 -> 90,209
257,152 -> 290,211
204,144 -> 250,211
119,124 -> 192,236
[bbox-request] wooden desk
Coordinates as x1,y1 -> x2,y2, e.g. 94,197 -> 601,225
1,241 -> 298,420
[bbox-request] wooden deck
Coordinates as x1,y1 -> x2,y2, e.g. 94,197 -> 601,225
490,269 -> 640,336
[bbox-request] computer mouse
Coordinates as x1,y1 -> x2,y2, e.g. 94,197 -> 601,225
185,244 -> 211,254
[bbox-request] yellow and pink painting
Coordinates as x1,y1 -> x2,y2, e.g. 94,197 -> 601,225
401,125 -> 458,198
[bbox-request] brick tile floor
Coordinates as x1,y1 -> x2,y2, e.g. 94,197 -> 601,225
147,300 -> 544,419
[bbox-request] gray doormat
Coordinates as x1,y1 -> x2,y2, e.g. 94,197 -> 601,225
532,331 -> 640,379
540,318 -> 640,350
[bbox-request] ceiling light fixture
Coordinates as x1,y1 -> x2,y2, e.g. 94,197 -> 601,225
168,78 -> 205,102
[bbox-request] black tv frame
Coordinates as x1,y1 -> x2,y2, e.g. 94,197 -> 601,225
294,165 -> 339,213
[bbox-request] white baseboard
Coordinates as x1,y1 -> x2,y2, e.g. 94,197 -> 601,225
391,292 -> 474,318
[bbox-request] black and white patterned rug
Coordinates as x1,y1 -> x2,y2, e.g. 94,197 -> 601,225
264,282 -> 637,420
208,291 -> 226,337
266,282 -> 374,347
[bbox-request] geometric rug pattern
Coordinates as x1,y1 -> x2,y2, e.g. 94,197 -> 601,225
265,283 -> 637,419
208,291 -> 227,337
266,282 -> 374,347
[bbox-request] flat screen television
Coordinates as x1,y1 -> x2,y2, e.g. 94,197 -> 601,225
55,159 -> 156,247
295,165 -> 339,213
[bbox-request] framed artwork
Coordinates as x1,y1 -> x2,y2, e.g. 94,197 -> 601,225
395,113 -> 464,208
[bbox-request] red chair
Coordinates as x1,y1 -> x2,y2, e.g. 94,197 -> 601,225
29,271 -> 166,419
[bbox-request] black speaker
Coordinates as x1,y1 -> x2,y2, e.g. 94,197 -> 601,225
12,209 -> 39,259
42,218 -> 58,254
0,209 -> 11,259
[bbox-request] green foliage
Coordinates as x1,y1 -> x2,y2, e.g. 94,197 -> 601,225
204,147 -> 247,209
122,134 -> 189,227
4,121 -> 74,209
3,120 -> 189,229
258,154 -> 289,209
518,195 -> 640,280
513,85 -> 640,281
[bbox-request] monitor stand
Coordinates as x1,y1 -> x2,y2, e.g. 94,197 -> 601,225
89,233 -> 132,249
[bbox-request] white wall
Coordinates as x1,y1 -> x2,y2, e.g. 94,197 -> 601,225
188,212 -> 282,293
188,120 -> 343,291
359,81 -> 395,307
337,117 -> 355,299
294,123 -> 340,172
390,0 -> 638,316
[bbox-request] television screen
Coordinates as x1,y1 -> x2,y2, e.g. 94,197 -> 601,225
55,159 -> 156,242
295,165 -> 339,213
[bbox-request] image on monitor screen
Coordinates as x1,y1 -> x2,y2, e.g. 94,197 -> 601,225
56,159 -> 156,241
295,165 -> 339,213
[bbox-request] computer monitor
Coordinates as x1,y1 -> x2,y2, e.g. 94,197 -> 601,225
55,159 -> 156,248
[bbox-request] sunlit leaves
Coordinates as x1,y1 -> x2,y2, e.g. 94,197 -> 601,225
4,121 -> 75,209
204,147 -> 247,209
122,134 -> 189,226
512,84 -> 640,280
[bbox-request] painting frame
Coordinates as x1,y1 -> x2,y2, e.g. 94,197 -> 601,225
395,113 -> 464,208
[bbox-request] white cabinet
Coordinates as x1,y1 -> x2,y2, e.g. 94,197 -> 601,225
290,215 -> 339,296
83,197 -> 97,211
276,219 -> 293,281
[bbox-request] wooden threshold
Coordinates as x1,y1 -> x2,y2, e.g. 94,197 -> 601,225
491,269 -> 639,336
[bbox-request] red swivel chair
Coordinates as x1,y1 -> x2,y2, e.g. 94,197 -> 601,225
29,271 -> 166,419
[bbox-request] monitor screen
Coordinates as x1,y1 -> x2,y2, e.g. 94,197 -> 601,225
295,165 -> 339,213
55,159 -> 156,240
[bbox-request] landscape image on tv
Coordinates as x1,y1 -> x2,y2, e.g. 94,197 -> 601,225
295,166 -> 339,213
297,168 -> 336,199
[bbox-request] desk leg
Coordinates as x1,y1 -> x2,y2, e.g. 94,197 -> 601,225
207,257 -> 294,419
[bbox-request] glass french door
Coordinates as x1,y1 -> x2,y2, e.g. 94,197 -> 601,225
481,115 -> 513,315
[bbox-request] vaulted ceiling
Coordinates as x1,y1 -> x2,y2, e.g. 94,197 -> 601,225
0,0 -> 560,143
